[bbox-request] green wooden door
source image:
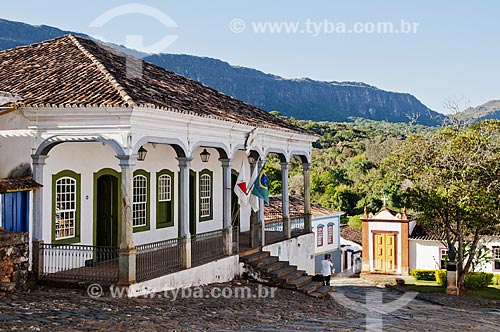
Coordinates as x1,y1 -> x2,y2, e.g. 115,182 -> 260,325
189,170 -> 196,236
96,175 -> 118,248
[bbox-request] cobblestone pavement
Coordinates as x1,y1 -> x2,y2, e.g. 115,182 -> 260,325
0,279 -> 499,331
329,277 -> 500,332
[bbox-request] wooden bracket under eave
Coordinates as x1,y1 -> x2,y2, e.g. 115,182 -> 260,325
0,103 -> 18,117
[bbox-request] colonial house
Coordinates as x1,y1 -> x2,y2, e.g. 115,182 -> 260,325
409,226 -> 500,274
264,197 -> 344,274
0,92 -> 40,233
0,35 -> 317,295
361,205 -> 500,276
340,225 -> 362,274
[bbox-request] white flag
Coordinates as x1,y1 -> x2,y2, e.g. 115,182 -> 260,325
234,161 -> 249,206
250,194 -> 260,212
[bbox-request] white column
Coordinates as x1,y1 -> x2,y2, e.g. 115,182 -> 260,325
281,161 -> 291,239
177,157 -> 192,268
118,155 -> 136,286
31,154 -> 48,241
31,154 -> 48,280
303,162 -> 312,233
220,158 -> 233,255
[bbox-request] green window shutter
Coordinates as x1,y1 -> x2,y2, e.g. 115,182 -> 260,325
156,169 -> 174,228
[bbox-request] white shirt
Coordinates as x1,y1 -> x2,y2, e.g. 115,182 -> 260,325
321,259 -> 333,276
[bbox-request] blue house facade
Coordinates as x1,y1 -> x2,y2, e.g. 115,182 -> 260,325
0,177 -> 40,232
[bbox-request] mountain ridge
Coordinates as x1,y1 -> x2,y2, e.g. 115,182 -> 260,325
0,18 -> 445,126
458,100 -> 500,122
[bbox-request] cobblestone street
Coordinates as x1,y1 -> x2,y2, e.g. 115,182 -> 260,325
0,279 -> 499,331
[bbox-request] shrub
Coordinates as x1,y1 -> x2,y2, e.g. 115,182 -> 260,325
464,272 -> 494,289
435,269 -> 447,286
410,270 -> 436,281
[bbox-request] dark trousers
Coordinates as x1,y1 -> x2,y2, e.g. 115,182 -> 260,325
323,275 -> 331,286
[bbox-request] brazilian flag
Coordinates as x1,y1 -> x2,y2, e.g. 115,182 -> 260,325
252,167 -> 269,204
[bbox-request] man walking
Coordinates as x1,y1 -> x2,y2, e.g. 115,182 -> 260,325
321,253 -> 334,286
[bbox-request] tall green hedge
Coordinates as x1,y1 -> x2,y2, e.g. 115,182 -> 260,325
435,270 -> 447,286
464,272 -> 494,289
410,270 -> 436,281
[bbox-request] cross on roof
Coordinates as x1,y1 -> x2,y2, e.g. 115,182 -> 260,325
382,195 -> 388,207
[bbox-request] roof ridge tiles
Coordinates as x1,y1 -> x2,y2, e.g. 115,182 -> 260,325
67,34 -> 136,108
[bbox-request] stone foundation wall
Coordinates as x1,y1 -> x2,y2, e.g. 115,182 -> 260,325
0,231 -> 29,291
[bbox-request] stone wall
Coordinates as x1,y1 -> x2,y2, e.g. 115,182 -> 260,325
0,231 -> 29,291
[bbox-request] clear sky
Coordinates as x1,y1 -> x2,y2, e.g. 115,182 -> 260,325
2,0 -> 499,113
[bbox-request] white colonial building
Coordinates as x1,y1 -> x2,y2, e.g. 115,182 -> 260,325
264,196 -> 344,274
361,205 -> 500,276
0,35 -> 317,293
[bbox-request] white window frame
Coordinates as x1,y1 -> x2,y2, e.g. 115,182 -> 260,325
317,225 -> 324,247
199,173 -> 211,218
158,174 -> 172,202
55,176 -> 77,240
327,223 -> 334,245
440,248 -> 448,269
133,174 -> 148,227
493,247 -> 500,271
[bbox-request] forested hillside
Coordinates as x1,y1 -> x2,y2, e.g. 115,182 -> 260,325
264,117 -> 436,227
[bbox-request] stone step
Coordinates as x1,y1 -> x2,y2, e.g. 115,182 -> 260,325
279,270 -> 305,284
310,285 -> 333,298
299,281 -> 323,294
239,247 -> 261,257
254,256 -> 279,268
288,275 -> 312,289
271,265 -> 297,279
262,261 -> 288,273
241,252 -> 331,299
240,251 -> 270,264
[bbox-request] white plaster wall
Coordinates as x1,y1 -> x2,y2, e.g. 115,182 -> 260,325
0,110 -> 32,178
128,255 -> 240,297
312,215 -> 341,255
410,237 -> 500,273
131,143 -> 181,244
476,238 -> 500,273
190,147 -> 223,235
42,142 -> 120,245
368,222 -> 402,274
263,233 -> 315,275
42,142 -> 230,246
409,240 -> 442,271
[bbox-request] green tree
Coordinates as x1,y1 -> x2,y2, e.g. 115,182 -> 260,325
386,120 -> 500,291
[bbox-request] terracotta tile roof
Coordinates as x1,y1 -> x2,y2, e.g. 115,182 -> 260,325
409,224 -> 442,241
0,35 -> 308,134
265,196 -> 344,221
0,176 -> 42,193
409,224 -> 500,240
340,225 -> 362,244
